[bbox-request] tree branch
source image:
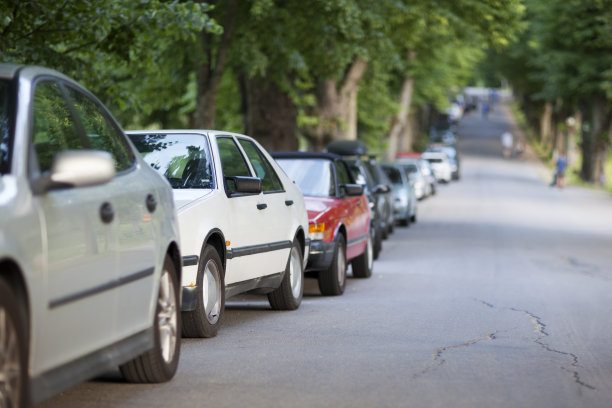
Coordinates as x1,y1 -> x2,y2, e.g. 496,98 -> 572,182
339,57 -> 367,100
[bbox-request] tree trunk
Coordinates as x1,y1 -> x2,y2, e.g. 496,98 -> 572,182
304,58 -> 368,150
540,101 -> 553,148
387,75 -> 414,160
580,96 -> 611,182
194,0 -> 238,129
242,77 -> 298,151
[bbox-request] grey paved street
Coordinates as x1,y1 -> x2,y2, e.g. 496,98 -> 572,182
41,104 -> 612,408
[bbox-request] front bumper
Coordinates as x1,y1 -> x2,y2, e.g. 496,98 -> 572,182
306,239 -> 335,271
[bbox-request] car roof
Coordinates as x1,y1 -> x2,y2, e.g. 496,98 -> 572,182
126,129 -> 253,139
0,63 -> 79,84
271,151 -> 343,161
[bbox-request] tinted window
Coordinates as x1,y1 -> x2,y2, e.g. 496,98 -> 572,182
0,80 -> 11,174
276,158 -> 334,197
129,133 -> 214,189
65,86 -> 133,172
382,166 -> 402,185
237,139 -> 283,192
335,160 -> 352,185
32,81 -> 82,173
217,137 -> 251,177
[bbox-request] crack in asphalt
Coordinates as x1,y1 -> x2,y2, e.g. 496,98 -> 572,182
413,331 -> 498,379
476,299 -> 596,391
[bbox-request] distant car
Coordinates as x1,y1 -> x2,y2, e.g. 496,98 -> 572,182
395,153 -> 436,199
273,152 -> 374,294
421,151 -> 453,183
0,64 -> 182,406
128,130 -> 310,338
381,163 -> 417,226
427,144 -> 460,180
364,158 -> 395,237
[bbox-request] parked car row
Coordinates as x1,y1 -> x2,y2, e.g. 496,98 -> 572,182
0,64 -> 458,407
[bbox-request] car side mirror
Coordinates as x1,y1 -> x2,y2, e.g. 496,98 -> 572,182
373,184 -> 390,195
341,183 -> 364,196
225,176 -> 262,196
31,150 -> 115,195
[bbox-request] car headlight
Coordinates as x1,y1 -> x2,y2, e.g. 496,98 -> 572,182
309,222 -> 325,240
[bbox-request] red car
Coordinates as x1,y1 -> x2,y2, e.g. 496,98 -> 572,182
273,152 -> 373,295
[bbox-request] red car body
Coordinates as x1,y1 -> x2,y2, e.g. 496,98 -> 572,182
273,152 -> 374,295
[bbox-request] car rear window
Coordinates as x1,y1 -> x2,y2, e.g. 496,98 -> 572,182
129,133 -> 214,189
0,79 -> 12,174
382,166 -> 402,185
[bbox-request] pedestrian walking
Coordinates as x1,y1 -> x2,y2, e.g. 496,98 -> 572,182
501,131 -> 513,158
555,155 -> 567,188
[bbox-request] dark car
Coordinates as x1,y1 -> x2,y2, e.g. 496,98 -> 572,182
273,152 -> 374,294
325,140 -> 392,259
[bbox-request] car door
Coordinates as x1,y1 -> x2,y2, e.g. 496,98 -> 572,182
236,138 -> 293,272
29,79 -> 119,374
215,136 -> 270,286
335,160 -> 369,259
63,85 -> 157,338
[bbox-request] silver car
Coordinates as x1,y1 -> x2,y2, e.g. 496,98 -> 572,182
381,163 -> 417,226
0,64 -> 182,406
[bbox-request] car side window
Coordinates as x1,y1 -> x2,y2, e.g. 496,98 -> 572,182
64,86 -> 133,172
335,160 -> 352,185
217,137 -> 251,177
237,139 -> 283,193
32,80 -> 82,173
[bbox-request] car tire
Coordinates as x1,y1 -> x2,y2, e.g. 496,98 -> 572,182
268,238 -> 303,310
318,235 -> 347,296
352,229 -> 373,278
373,223 -> 382,260
411,213 -> 417,223
0,279 -> 28,408
120,256 -> 180,383
399,215 -> 410,227
182,244 -> 225,338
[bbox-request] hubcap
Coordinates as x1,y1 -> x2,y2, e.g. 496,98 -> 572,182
0,308 -> 21,408
157,269 -> 178,364
202,259 -> 221,324
289,246 -> 302,299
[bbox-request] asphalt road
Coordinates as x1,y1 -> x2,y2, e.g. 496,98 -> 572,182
40,103 -> 612,408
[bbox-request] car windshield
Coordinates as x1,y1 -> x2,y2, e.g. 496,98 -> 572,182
404,164 -> 418,173
276,158 -> 335,197
382,166 -> 402,186
128,133 -> 214,189
0,79 -> 11,174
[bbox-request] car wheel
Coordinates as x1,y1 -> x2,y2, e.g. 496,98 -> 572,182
268,238 -> 303,310
399,216 -> 410,227
411,213 -> 417,223
352,229 -> 373,278
0,279 -> 28,408
318,235 -> 347,296
182,244 -> 225,338
120,256 -> 180,382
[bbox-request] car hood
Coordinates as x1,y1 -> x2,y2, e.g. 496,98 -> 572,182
304,196 -> 338,224
173,189 -> 215,213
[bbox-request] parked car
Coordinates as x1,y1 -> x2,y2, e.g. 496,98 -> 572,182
395,153 -> 436,199
427,144 -> 460,181
325,139 -> 394,241
364,158 -> 395,237
381,163 -> 417,226
0,64 -> 182,406
272,152 -> 374,294
421,151 -> 453,183
127,130 -> 309,338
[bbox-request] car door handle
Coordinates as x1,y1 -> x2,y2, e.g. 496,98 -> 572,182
146,194 -> 157,213
100,202 -> 114,224
257,203 -> 268,210
285,200 -> 294,206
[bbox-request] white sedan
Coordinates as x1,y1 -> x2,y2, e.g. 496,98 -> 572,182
128,130 -> 310,338
0,64 -> 182,406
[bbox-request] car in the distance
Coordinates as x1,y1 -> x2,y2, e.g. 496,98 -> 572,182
273,152 -> 373,295
128,130 -> 310,339
381,163 -> 417,226
0,64 -> 182,406
421,151 -> 453,183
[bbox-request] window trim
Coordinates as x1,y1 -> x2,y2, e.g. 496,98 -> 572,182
235,137 -> 285,194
